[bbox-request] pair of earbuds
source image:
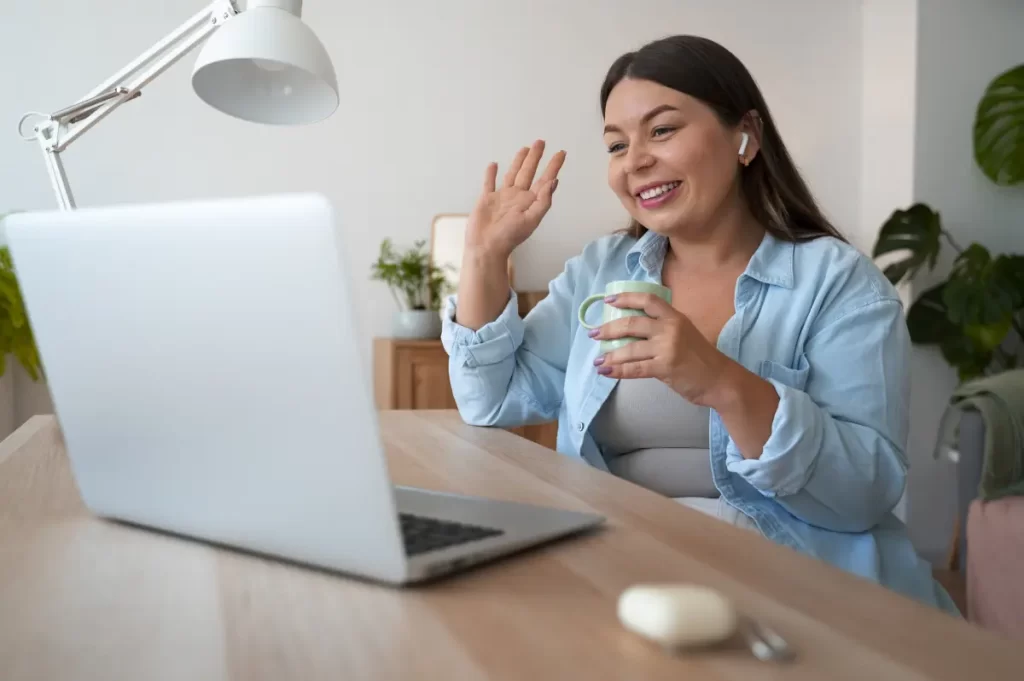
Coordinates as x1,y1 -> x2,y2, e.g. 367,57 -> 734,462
738,132 -> 750,158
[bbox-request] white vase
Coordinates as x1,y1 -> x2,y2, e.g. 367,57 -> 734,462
392,310 -> 442,339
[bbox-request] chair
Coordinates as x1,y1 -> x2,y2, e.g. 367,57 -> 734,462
953,409 -> 1024,638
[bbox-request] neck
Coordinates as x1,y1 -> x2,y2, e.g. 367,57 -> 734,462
665,194 -> 764,272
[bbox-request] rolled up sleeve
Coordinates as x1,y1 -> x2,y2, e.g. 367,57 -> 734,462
727,298 -> 910,533
442,257 -> 578,429
442,291 -> 524,369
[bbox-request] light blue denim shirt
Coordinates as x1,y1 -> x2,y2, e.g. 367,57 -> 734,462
442,229 -> 958,614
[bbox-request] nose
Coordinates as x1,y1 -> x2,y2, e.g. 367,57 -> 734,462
623,141 -> 654,174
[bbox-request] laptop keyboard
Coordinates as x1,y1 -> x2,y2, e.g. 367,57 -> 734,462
399,513 -> 504,556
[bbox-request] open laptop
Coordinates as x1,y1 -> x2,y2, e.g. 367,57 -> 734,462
3,193 -> 603,585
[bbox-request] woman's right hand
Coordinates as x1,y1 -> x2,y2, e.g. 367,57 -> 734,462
465,140 -> 566,259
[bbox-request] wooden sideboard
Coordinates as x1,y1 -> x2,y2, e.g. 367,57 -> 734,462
372,290 -> 558,450
373,338 -> 558,450
373,338 -> 456,411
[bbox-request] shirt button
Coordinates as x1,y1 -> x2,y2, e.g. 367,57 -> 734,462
576,421 -> 585,432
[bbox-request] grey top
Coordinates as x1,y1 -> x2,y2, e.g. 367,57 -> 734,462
590,378 -> 718,498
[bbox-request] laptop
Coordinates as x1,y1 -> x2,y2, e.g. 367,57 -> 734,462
3,193 -> 604,585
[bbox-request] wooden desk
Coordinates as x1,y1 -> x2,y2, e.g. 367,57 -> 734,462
1,413 -> 1020,680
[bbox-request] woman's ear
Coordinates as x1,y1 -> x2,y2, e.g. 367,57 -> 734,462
737,110 -> 762,166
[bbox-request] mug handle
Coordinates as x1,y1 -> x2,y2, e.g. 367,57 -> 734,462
578,294 -> 607,330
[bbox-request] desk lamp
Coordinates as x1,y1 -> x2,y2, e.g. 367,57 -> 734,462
16,0 -> 338,210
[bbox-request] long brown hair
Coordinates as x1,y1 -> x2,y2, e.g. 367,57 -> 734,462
601,35 -> 845,243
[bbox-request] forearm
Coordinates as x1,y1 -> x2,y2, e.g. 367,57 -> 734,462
720,374 -> 907,532
711,297 -> 911,531
702,359 -> 779,460
728,395 -> 906,532
443,257 -> 578,429
454,248 -> 512,330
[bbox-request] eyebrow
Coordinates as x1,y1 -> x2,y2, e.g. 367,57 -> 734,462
603,104 -> 680,134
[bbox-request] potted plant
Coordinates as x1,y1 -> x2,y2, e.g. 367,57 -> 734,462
0,213 -> 43,381
370,238 -> 450,339
872,64 -> 1024,382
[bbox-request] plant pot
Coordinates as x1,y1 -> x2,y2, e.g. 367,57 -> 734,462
392,309 -> 442,339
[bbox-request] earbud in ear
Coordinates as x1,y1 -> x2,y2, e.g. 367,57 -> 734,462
738,132 -> 749,157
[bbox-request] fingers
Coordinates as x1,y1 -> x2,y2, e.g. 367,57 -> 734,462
522,179 -> 556,225
503,147 -> 530,187
605,292 -> 672,319
589,314 -> 658,341
498,140 -> 565,192
533,149 -> 567,191
514,139 -> 546,189
482,162 -> 497,194
594,340 -> 656,368
596,358 -> 658,380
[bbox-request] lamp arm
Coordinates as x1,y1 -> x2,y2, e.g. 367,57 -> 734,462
18,0 -> 240,210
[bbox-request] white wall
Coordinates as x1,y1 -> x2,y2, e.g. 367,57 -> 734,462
0,0 -> 865,439
1,0 -> 862,329
905,0 -> 1024,563
8,1 -> 1016,564
860,1 -> 919,523
13,362 -> 52,429
859,0 -> 918,258
0,369 -> 13,440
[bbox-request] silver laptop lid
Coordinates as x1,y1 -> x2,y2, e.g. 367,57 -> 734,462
5,194 -> 408,582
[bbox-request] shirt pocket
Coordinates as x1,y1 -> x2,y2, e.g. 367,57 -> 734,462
757,355 -> 810,392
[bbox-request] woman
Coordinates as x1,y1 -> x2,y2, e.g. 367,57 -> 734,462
441,35 -> 957,613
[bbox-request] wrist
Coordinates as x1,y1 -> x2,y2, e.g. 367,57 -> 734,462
698,358 -> 754,413
463,245 -> 511,270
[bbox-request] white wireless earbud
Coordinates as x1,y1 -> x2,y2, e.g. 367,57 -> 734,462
738,132 -> 749,157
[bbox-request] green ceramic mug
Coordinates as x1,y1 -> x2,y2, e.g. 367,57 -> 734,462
578,280 -> 672,352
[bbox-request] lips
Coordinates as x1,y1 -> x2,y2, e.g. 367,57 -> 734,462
634,181 -> 682,209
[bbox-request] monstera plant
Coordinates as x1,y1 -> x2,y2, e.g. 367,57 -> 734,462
0,213 -> 43,380
973,64 -> 1024,186
873,64 -> 1024,382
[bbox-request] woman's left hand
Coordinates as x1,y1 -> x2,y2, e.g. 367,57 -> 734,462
589,292 -> 730,405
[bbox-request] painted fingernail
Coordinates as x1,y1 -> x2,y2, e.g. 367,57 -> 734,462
604,295 -> 617,303
593,355 -> 605,366
588,328 -> 599,338
597,366 -> 613,376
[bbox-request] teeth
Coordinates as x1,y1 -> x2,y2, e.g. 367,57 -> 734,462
639,182 -> 680,200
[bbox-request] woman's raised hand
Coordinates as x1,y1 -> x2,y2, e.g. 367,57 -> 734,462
465,140 -> 566,258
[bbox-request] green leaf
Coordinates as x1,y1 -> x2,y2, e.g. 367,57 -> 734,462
871,203 -> 942,285
368,238 -> 451,311
974,63 -> 1024,186
906,283 -> 957,344
993,254 -> 1024,308
943,244 -> 1016,326
964,320 -> 1012,352
882,260 -> 915,286
0,244 -> 43,380
939,334 -> 992,383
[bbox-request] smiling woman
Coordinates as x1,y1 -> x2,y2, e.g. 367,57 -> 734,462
599,39 -> 845,245
440,35 -> 960,615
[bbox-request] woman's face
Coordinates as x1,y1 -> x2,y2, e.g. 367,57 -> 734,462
603,78 -> 747,238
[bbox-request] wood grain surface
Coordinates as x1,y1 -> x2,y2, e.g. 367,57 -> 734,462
1,412 -> 1020,680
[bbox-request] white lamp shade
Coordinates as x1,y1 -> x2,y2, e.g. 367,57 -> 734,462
191,5 -> 338,125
